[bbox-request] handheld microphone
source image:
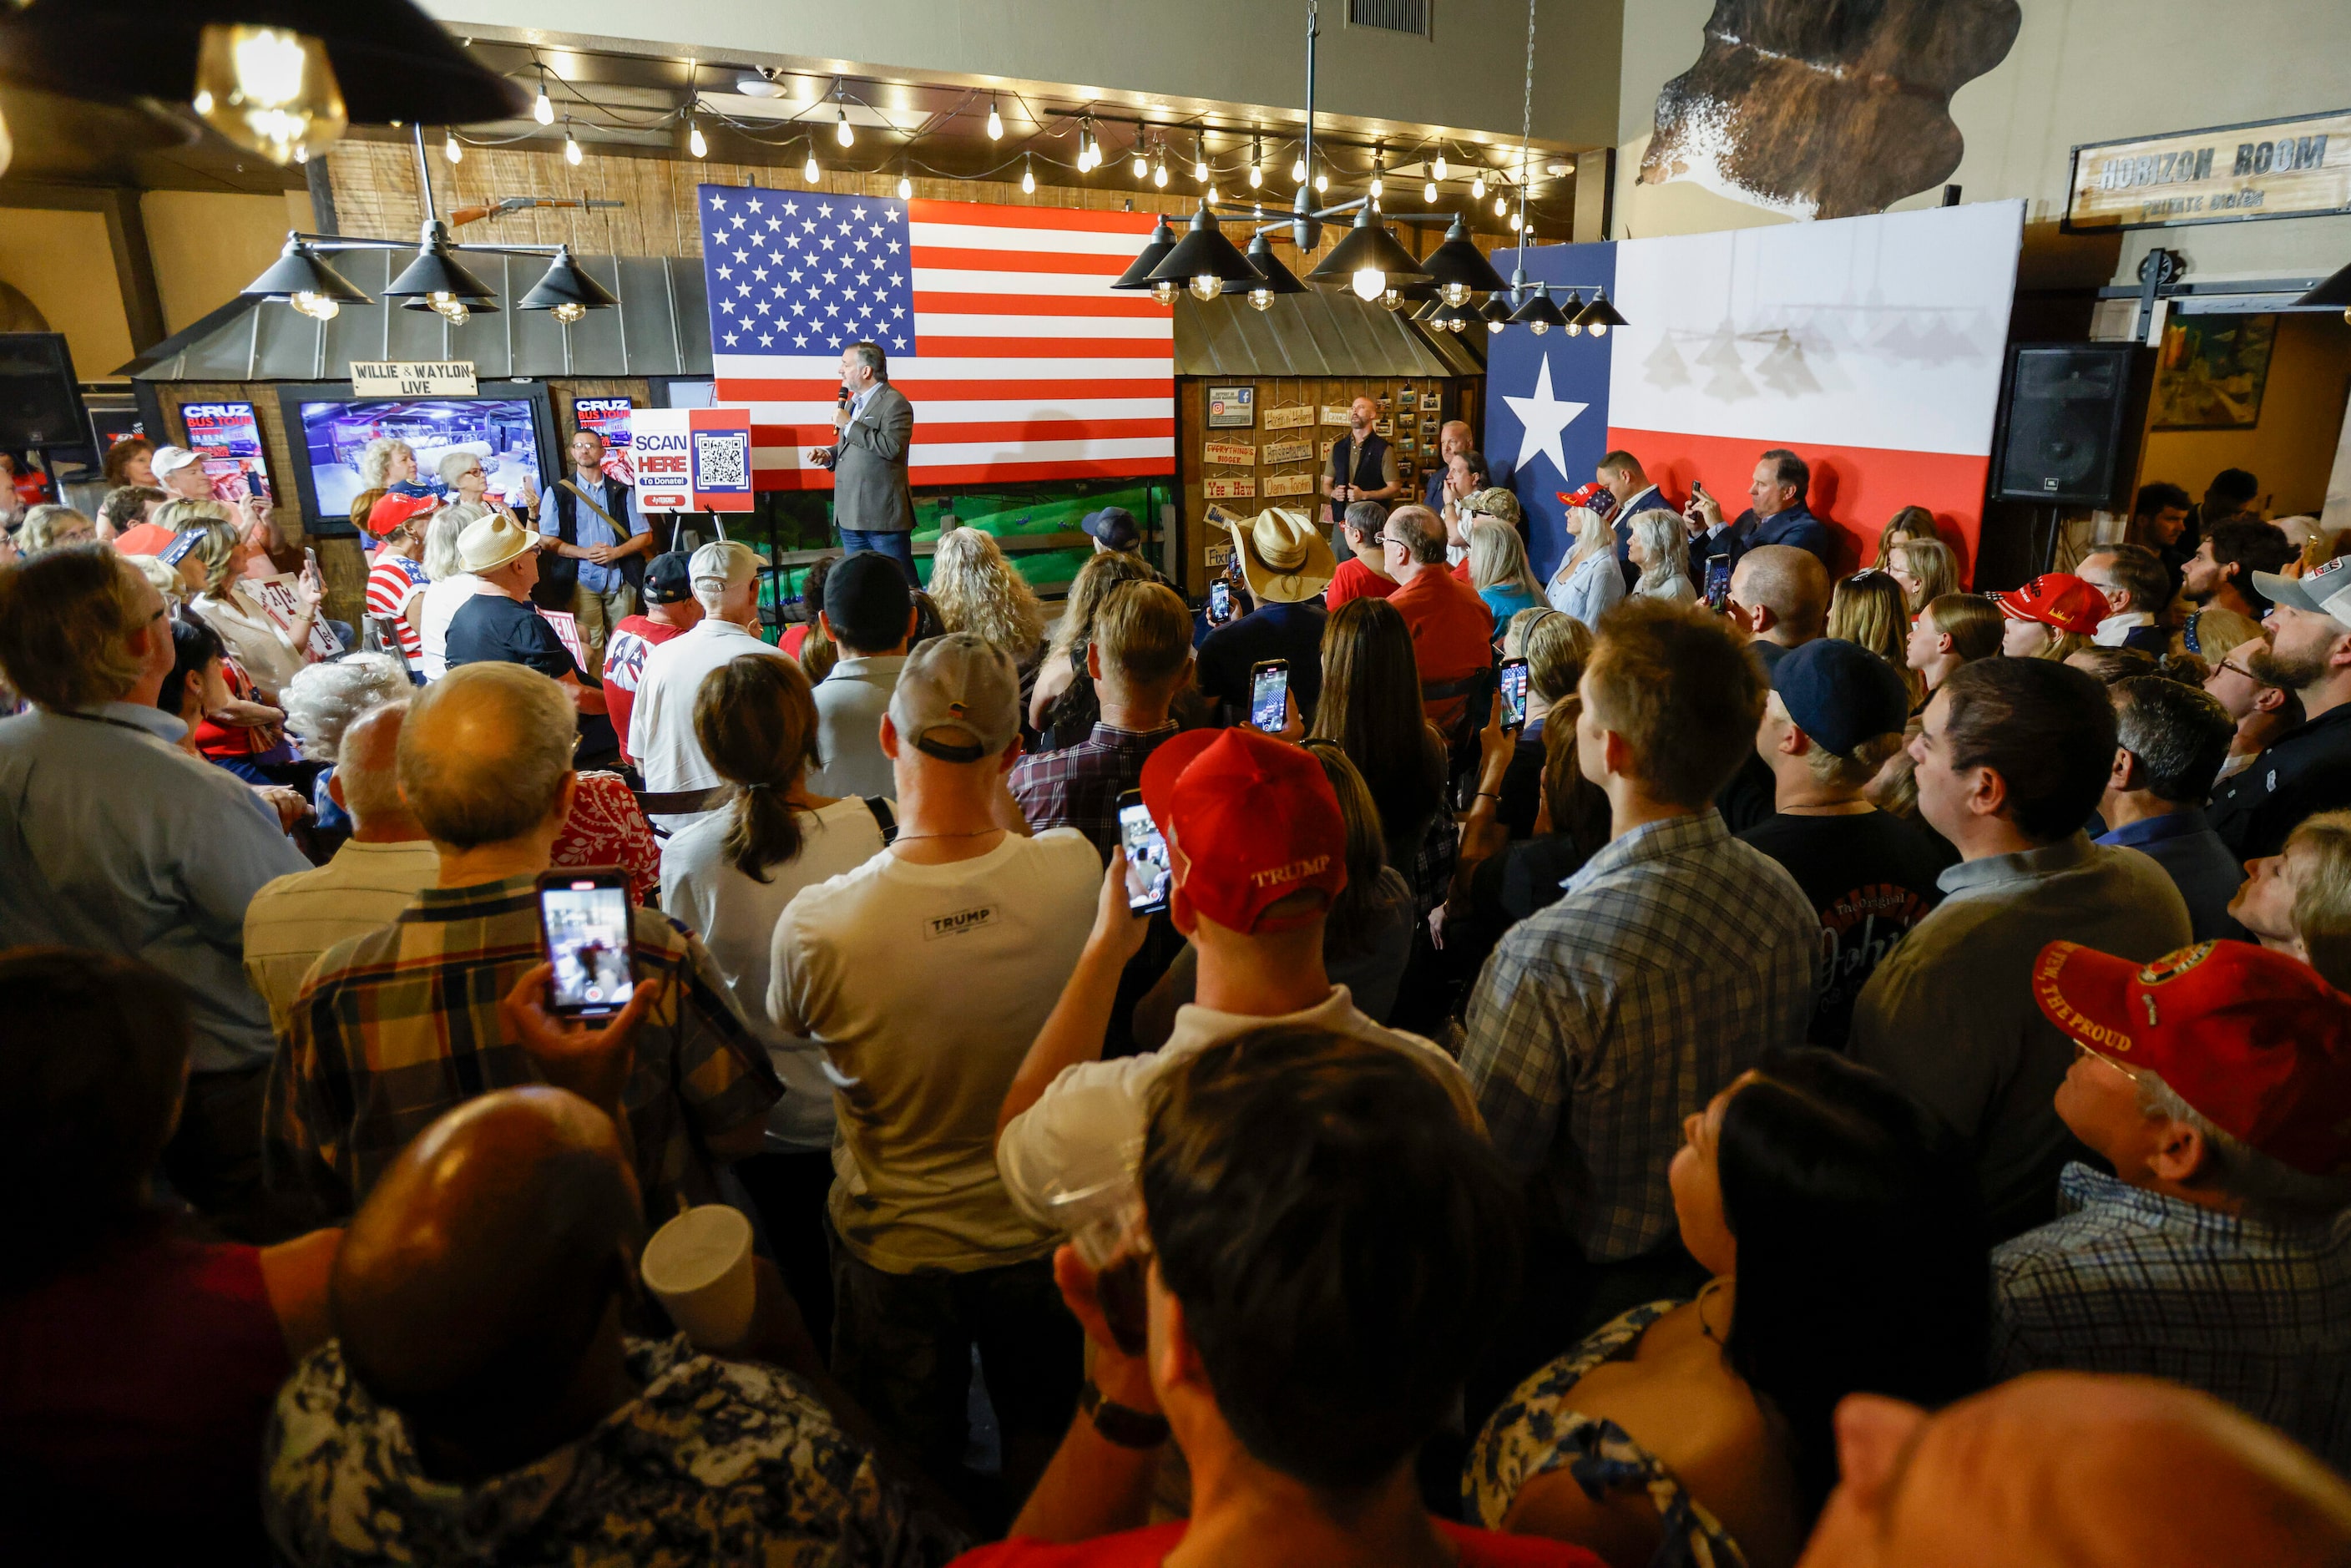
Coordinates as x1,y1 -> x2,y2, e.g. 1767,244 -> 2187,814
837,384 -> 852,410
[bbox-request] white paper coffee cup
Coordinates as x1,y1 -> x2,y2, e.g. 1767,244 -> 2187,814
641,1204 -> 756,1350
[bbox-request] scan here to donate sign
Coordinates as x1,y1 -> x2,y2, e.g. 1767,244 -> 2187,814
633,407 -> 754,513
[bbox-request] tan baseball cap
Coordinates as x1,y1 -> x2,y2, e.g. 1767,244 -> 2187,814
887,631 -> 1020,762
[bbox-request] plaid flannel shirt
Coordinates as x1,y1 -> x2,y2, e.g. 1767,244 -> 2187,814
263,874 -> 781,1222
1461,810 -> 1817,1262
1009,721 -> 1179,863
1992,1161 -> 2351,1470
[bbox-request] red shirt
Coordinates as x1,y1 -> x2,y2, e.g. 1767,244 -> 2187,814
1325,555 -> 1399,610
0,1225 -> 290,1557
551,769 -> 663,904
1388,564 -> 1496,721
953,1520 -> 1603,1567
599,615 -> 688,763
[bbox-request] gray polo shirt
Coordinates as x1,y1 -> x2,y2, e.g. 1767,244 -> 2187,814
806,654 -> 907,801
0,702 -> 310,1072
1848,832 -> 2190,1242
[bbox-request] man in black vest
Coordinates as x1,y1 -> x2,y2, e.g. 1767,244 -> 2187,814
1322,395 -> 1401,525
530,427 -> 653,671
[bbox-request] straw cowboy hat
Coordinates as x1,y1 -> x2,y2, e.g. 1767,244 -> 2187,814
457,513 -> 537,574
1220,505 -> 1335,604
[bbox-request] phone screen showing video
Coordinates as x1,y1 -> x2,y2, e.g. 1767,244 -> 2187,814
538,874 -> 636,1017
1209,580 -> 1231,623
1705,559 -> 1732,611
1250,662 -> 1289,732
1499,659 -> 1529,729
1119,797 -> 1173,915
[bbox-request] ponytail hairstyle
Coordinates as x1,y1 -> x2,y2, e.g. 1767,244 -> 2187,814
691,655 -> 821,882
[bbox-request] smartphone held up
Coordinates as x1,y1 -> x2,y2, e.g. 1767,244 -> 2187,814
536,868 -> 637,1018
1117,789 -> 1172,916
1249,659 -> 1289,733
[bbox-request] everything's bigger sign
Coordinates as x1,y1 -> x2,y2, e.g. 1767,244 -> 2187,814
2066,109 -> 2351,230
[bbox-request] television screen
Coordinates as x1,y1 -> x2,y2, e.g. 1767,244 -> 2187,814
296,397 -> 545,520
180,401 -> 274,507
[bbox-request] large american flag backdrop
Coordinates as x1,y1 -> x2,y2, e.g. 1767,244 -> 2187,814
696,185 -> 1175,490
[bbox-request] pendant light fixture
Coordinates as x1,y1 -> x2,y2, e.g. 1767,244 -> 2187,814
1111,213 -> 1181,295
1422,213 -> 1509,306
1303,205 -> 1432,302
1507,280 -> 1565,335
1555,288 -> 1585,335
1480,293 -> 1514,333
517,245 -> 619,324
1145,198 -> 1265,304
1574,287 -> 1629,336
241,235 -> 372,321
1241,230 -> 1308,311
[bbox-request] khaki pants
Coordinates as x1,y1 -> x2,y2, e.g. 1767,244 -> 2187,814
569,580 -> 636,673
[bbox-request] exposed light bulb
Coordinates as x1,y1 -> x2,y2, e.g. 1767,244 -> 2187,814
533,75 -> 554,124
1150,279 -> 1181,306
1133,150 -> 1150,179
1153,158 -> 1168,189
803,149 -> 819,183
688,119 -> 706,159
193,23 -> 347,166
443,130 -> 463,164
1486,316 -> 1506,335
564,129 -> 583,164
1291,154 -> 1306,183
1314,169 -> 1328,192
291,291 -> 339,321
1248,285 -> 1275,311
1509,210 -> 1521,230
1371,172 -> 1383,198
1193,139 -> 1209,183
1021,155 -> 1036,195
1249,161 -> 1262,189
1190,274 -> 1223,301
1471,171 -> 1485,198
1589,321 -> 1610,338
1206,184 -> 1218,204
1350,267 -> 1385,302
551,301 -> 587,324
1561,314 -> 1582,336
1441,281 -> 1471,306
1380,286 -> 1405,311
1433,152 -> 1449,180
428,293 -> 471,326
1423,179 -> 1437,203
986,100 -> 1004,140
1495,193 -> 1509,216
897,172 -> 913,199
835,107 -> 854,147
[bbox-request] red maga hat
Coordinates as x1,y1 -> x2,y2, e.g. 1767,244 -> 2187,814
1990,572 -> 2107,636
367,490 -> 439,539
2033,939 -> 2351,1176
1140,728 -> 1347,936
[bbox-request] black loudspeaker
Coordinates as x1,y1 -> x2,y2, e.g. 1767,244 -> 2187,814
0,333 -> 91,451
1992,343 -> 2144,506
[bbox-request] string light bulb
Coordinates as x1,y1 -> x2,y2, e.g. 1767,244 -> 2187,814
1193,134 -> 1209,183
564,123 -> 582,164
1153,153 -> 1169,189
443,129 -> 462,164
1248,138 -> 1262,188
687,118 -> 706,159
533,67 -> 554,125
1133,145 -> 1150,180
1314,168 -> 1328,193
1369,148 -> 1383,199
1433,151 -> 1449,180
1424,179 -> 1437,202
1291,152 -> 1306,183
1021,154 -> 1035,195
192,23 -> 346,165
897,170 -> 913,199
1494,192 -> 1508,216
1471,170 -> 1485,198
833,83 -> 854,146
986,99 -> 1004,140
291,291 -> 339,321
1509,210 -> 1522,230
802,146 -> 819,183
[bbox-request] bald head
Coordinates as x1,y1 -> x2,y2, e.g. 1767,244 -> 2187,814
1800,1373 -> 2351,1568
333,1087 -> 641,1428
398,662 -> 576,850
1732,544 -> 1831,645
335,701 -> 412,831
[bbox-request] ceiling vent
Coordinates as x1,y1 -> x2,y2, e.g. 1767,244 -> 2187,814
1348,0 -> 1431,39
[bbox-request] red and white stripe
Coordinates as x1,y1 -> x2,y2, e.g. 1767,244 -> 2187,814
714,200 -> 1174,490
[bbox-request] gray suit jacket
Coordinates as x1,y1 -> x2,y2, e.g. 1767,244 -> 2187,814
830,382 -> 916,533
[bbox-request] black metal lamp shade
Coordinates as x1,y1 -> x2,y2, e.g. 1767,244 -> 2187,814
1303,208 -> 1432,293
1242,234 -> 1309,296
1145,202 -> 1265,297
241,236 -> 373,303
517,248 -> 619,313
1574,286 -> 1630,331
1423,215 -> 1509,301
1507,281 -> 1567,331
1110,215 -> 1180,291
0,0 -> 529,124
384,233 -> 499,311
1479,293 -> 1516,328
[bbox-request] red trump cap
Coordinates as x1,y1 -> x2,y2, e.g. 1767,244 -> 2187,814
1140,727 -> 1347,935
1990,572 -> 2108,636
2033,939 -> 2351,1176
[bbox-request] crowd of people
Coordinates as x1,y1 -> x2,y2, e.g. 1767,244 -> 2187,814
3,420 -> 2349,1568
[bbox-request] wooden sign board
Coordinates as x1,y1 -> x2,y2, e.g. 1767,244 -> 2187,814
1203,440 -> 1257,468
1206,386 -> 1255,427
1262,404 -> 1315,431
1320,405 -> 1352,426
1201,476 -> 1257,499
1265,473 -> 1316,498
350,361 -> 478,397
2066,109 -> 2351,230
1261,439 -> 1315,467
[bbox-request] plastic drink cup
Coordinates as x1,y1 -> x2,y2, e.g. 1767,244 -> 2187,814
640,1204 -> 756,1350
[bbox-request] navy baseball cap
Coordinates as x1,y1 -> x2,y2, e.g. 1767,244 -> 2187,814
1772,638 -> 1910,757
644,551 -> 694,604
1081,506 -> 1140,551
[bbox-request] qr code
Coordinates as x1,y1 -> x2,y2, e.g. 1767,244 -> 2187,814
694,432 -> 748,490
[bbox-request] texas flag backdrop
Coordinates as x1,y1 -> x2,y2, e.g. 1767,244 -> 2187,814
1486,200 -> 2025,584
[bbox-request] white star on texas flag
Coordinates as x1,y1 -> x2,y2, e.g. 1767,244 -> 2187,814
1503,357 -> 1590,483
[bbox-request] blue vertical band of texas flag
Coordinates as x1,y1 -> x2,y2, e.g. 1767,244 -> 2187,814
1483,242 -> 1617,582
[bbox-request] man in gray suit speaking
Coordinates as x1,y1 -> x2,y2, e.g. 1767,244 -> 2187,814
806,341 -> 917,581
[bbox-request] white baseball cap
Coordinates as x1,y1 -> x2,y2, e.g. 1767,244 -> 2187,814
150,445 -> 202,478
2254,557 -> 2351,630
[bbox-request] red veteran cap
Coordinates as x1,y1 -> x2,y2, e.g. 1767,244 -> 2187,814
2032,939 -> 2351,1176
1990,572 -> 2107,636
367,490 -> 438,539
1140,728 -> 1348,935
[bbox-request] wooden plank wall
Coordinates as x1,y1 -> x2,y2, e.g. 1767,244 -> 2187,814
1176,374 -> 1478,594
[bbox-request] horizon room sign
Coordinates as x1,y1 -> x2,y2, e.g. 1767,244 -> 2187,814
2066,109 -> 2351,230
